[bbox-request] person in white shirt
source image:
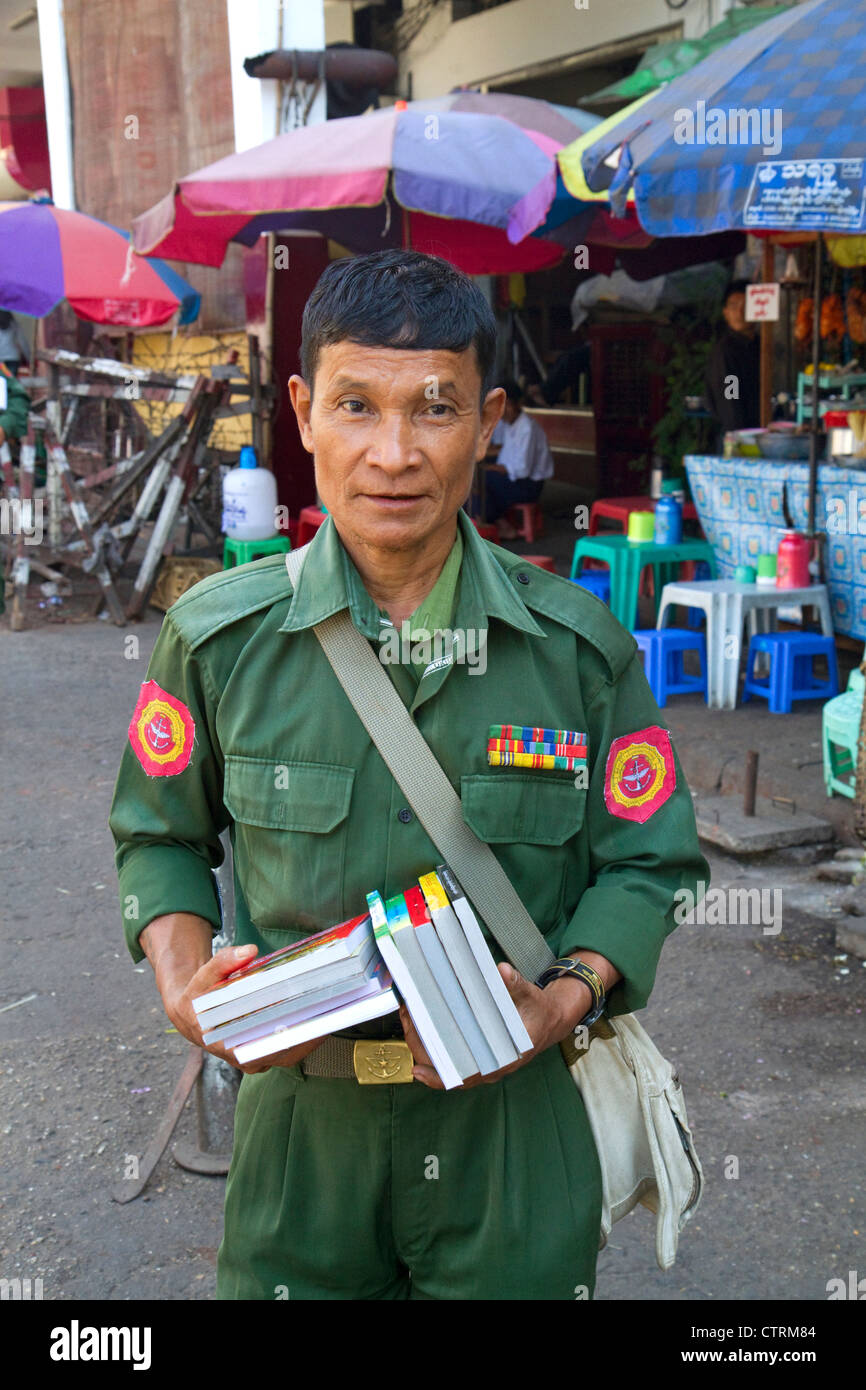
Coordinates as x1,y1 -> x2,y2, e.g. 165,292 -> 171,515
485,379 -> 554,540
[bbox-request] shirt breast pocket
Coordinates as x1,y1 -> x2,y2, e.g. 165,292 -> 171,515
460,773 -> 587,936
223,755 -> 355,938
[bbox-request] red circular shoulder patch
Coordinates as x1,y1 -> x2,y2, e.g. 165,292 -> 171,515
604,725 -> 675,823
128,680 -> 195,776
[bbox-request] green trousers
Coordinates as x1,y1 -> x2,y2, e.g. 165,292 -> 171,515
216,1044 -> 603,1300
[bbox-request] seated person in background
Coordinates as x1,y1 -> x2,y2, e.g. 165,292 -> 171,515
704,279 -> 760,447
485,378 -> 554,541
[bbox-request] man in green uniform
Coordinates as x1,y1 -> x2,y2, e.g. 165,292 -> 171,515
110,249 -> 708,1301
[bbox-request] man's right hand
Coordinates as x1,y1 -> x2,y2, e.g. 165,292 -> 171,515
141,914 -> 326,1076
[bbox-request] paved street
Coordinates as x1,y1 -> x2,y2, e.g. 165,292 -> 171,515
1,609 -> 863,1301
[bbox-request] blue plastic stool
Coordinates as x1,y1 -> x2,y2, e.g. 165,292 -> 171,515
742,632 -> 839,713
632,628 -> 708,707
570,571 -> 611,604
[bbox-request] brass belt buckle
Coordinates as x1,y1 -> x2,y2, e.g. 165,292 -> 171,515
353,1039 -> 414,1084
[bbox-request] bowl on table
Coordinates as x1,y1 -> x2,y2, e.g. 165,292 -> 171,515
757,431 -> 813,461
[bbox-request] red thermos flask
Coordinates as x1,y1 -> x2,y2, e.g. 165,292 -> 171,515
776,531 -> 810,588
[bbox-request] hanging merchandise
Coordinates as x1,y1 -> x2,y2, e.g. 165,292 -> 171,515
846,286 -> 866,344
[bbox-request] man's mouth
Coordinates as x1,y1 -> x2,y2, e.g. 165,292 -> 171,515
363,493 -> 425,506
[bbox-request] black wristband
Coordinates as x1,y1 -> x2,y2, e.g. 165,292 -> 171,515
536,957 -> 607,1026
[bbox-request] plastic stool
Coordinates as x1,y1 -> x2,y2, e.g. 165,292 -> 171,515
742,632 -> 839,714
507,502 -> 544,543
687,561 -> 712,628
822,667 -> 865,797
523,555 -> 556,572
632,628 -> 707,707
297,505 -> 327,545
223,534 -> 291,569
570,571 -> 611,604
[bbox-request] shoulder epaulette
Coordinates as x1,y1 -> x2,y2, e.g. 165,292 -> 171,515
167,555 -> 292,652
493,547 -> 637,682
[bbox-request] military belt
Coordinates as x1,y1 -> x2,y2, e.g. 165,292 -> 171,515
300,1036 -> 415,1084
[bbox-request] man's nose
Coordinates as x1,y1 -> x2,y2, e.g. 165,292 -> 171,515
366,411 -> 421,472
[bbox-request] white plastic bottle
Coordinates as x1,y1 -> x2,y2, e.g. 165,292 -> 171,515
222,446 -> 278,541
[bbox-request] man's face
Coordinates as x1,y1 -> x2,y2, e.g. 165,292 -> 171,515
289,342 -> 504,553
723,292 -> 747,334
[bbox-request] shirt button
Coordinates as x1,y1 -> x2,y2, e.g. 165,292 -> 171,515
516,572 -> 530,585
397,807 -> 413,824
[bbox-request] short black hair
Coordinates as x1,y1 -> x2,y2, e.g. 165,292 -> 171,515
723,279 -> 750,306
498,377 -> 523,404
300,249 -> 498,404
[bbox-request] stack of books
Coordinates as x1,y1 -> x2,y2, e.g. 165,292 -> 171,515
191,914 -> 397,1063
192,865 -> 532,1087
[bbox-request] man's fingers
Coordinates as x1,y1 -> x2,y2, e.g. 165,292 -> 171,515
194,943 -> 258,991
398,1005 -> 434,1070
497,961 -> 536,1001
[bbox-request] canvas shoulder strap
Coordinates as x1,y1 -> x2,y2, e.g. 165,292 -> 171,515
285,544 -> 555,982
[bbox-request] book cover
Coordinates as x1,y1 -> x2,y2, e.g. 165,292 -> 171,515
385,892 -> 478,1082
405,885 -> 499,1076
202,953 -> 382,1047
192,914 -> 373,1018
435,864 -> 534,1055
232,967 -> 398,1065
418,870 -> 518,1070
367,890 -> 463,1090
194,936 -> 377,1029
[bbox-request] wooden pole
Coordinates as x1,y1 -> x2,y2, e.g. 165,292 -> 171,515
807,233 -> 824,538
248,332 -> 263,462
759,240 -> 775,427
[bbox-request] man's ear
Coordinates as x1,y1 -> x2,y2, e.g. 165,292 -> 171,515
476,387 -> 506,461
288,374 -> 314,453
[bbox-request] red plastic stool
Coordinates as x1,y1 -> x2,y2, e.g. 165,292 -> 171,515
523,555 -> 556,572
506,503 -> 543,543
297,505 -> 327,545
472,520 -> 499,541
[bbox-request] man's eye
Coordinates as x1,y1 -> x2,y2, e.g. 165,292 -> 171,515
426,402 -> 454,416
341,399 -> 367,413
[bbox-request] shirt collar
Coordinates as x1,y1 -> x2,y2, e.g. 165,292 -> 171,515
454,510 -> 545,638
278,508 -> 545,640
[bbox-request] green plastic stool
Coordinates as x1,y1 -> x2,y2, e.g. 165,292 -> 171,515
822,667 -> 865,799
223,534 -> 291,569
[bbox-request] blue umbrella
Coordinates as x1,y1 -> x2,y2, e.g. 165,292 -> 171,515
580,0 -> 866,237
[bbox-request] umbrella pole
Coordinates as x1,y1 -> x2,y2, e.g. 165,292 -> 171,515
807,232 -> 823,538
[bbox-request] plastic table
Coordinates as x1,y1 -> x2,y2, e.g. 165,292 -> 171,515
570,535 -> 717,630
656,579 -> 834,710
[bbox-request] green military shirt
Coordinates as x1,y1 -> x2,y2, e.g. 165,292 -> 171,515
109,509 -> 708,1018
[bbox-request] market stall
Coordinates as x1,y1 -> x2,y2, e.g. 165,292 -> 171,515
685,452 -> 866,640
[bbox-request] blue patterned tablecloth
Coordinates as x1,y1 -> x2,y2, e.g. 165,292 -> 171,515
684,455 -> 866,642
